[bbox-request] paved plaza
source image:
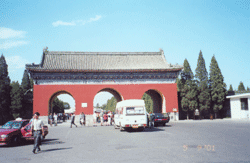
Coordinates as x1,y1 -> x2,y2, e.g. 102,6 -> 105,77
1,119 -> 250,163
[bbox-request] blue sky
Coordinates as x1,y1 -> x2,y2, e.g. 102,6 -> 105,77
1,0 -> 250,107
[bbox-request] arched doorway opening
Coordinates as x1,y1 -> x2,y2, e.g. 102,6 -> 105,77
93,88 -> 123,111
142,89 -> 165,113
48,91 -> 76,118
93,88 -> 123,122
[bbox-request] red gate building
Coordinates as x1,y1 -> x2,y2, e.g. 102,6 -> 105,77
26,48 -> 182,124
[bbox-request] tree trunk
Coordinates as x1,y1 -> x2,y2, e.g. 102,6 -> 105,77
187,112 -> 189,120
215,112 -> 217,119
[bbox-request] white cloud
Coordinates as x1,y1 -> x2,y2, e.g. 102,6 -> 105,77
52,21 -> 76,27
0,40 -> 28,50
52,15 -> 102,27
0,27 -> 27,39
88,15 -> 102,23
6,56 -> 29,69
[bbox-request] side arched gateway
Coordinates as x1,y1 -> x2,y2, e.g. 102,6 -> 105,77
26,48 -> 182,125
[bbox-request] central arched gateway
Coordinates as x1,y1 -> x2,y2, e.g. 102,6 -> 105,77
26,48 -> 182,124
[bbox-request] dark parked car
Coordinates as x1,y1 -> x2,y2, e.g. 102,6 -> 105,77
0,119 -> 29,146
154,113 -> 170,127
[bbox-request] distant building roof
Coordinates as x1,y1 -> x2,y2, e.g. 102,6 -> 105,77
26,49 -> 183,72
226,93 -> 250,99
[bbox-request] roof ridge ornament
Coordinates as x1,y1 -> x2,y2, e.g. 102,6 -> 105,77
43,46 -> 48,53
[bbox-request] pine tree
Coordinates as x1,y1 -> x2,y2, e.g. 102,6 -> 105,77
228,85 -> 233,91
10,81 -> 23,119
238,81 -> 246,91
178,59 -> 197,119
247,87 -> 250,91
195,51 -> 211,119
0,54 -> 12,124
21,70 -> 33,118
209,55 -> 227,118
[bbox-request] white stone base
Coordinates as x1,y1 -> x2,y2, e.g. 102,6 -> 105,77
169,112 -> 179,121
39,116 -> 49,124
74,115 -> 94,126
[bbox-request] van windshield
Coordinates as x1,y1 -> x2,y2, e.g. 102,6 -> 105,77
126,107 -> 145,115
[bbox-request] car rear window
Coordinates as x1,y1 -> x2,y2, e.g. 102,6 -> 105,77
126,107 -> 145,115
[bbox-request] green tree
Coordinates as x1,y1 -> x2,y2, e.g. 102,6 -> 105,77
178,59 -> 198,119
238,81 -> 245,91
105,97 -> 117,112
228,84 -> 233,91
195,51 -> 211,119
10,81 -> 23,119
52,97 -> 65,113
209,55 -> 227,118
247,87 -> 250,91
21,70 -> 33,118
0,54 -> 12,124
142,93 -> 153,113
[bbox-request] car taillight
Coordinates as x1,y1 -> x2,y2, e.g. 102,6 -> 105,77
143,124 -> 147,126
125,125 -> 130,127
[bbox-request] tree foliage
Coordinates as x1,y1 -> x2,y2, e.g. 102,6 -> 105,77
10,81 -> 23,119
142,93 -> 153,113
238,81 -> 246,91
209,55 -> 227,118
21,70 -> 33,119
102,97 -> 117,112
178,59 -> 198,119
228,84 -> 233,91
195,51 -> 211,117
0,54 -> 12,124
52,97 -> 69,113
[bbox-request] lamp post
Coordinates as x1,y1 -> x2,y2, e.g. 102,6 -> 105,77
24,89 -> 33,95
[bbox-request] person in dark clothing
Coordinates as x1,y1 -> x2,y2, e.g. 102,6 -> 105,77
70,113 -> 77,128
149,112 -> 155,129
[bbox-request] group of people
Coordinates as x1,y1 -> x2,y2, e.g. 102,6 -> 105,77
48,112 -> 70,126
94,111 -> 113,126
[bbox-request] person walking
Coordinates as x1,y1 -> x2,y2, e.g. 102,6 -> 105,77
100,112 -> 104,126
48,113 -> 53,127
53,113 -> 58,126
70,113 -> 77,128
30,112 -> 44,154
149,112 -> 155,129
80,112 -> 85,126
103,112 -> 108,126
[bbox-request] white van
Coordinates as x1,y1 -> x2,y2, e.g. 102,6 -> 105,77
114,99 -> 147,131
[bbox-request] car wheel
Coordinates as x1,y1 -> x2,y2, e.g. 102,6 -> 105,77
137,128 -> 144,132
163,123 -> 166,126
10,136 -> 21,146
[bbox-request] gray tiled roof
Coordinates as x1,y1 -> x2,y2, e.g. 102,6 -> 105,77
26,50 -> 182,72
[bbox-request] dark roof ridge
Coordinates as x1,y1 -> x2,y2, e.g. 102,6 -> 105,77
47,51 -> 162,55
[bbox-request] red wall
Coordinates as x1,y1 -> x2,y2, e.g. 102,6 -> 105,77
33,83 -> 178,116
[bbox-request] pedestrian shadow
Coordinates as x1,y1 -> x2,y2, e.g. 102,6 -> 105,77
41,147 -> 72,153
142,127 -> 165,132
41,139 -> 65,145
0,138 -> 62,148
125,127 -> 165,133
